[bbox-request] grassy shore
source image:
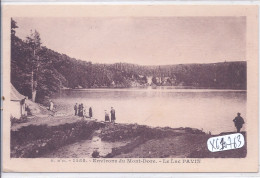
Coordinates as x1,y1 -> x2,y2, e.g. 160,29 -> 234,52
11,115 -> 246,158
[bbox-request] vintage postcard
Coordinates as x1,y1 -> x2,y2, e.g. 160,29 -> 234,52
2,5 -> 258,172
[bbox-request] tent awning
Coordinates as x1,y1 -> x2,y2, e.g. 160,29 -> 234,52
11,84 -> 26,101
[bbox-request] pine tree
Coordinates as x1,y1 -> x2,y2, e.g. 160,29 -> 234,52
26,30 -> 42,102
11,18 -> 18,36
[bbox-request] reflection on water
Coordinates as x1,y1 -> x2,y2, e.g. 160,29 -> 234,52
53,89 -> 246,134
43,136 -> 128,158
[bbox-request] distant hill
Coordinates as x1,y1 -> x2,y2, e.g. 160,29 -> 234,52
11,34 -> 246,103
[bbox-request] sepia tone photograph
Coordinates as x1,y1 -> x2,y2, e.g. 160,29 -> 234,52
9,15 -> 248,158
2,5 -> 258,172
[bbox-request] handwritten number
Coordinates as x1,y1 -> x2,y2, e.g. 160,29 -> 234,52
215,138 -> 219,149
228,136 -> 232,149
237,135 -> 241,147
208,134 -> 244,152
210,140 -> 216,151
220,138 -> 226,150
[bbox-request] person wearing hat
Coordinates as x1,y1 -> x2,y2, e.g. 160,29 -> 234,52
233,112 -> 245,132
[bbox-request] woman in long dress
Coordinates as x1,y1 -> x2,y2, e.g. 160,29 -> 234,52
105,110 -> 110,122
81,104 -> 84,117
49,100 -> 54,111
77,103 -> 81,117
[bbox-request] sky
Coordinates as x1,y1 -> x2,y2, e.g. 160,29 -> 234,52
14,17 -> 246,65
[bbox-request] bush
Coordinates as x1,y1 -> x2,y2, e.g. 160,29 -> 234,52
11,115 -> 28,126
91,150 -> 100,158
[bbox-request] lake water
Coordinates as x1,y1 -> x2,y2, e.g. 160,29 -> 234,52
53,88 -> 246,134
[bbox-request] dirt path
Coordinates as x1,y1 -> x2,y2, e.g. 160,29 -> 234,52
11,114 -> 98,131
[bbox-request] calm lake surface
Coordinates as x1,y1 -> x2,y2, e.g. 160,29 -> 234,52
53,88 -> 246,134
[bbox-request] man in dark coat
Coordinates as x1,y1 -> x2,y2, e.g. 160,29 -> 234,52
89,107 -> 93,118
110,107 -> 116,123
74,103 -> 78,116
233,113 -> 245,132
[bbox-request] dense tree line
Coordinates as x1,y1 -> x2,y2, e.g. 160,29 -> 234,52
11,19 -> 246,103
148,62 -> 246,89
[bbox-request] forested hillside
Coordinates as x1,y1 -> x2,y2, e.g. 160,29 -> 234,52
11,19 -> 246,103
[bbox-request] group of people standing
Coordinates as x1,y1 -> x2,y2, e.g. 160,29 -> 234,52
105,107 -> 116,123
74,103 -> 92,118
74,103 -> 116,123
48,99 -> 244,133
73,101 -> 243,131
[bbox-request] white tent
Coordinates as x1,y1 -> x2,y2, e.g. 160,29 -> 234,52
10,84 -> 27,119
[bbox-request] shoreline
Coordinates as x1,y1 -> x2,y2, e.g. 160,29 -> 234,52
61,87 -> 247,92
11,116 -> 247,158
